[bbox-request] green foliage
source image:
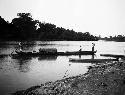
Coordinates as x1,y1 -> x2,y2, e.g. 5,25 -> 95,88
0,13 -> 98,41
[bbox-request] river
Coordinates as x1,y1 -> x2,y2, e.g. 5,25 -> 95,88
0,41 -> 124,95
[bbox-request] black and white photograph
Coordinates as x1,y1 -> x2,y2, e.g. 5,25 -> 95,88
0,0 -> 125,95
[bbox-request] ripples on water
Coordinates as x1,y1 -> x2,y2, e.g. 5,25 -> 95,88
0,41 -> 125,95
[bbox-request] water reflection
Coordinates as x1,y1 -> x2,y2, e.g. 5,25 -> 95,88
11,55 -> 58,73
12,56 -> 32,73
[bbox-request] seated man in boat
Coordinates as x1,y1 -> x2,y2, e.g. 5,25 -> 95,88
19,42 -> 23,52
79,45 -> 82,52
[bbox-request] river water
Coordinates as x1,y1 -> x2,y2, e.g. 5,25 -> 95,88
0,41 -> 125,95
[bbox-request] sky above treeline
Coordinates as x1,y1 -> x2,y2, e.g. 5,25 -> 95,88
0,0 -> 125,37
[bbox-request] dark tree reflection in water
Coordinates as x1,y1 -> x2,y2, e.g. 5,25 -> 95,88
12,56 -> 32,73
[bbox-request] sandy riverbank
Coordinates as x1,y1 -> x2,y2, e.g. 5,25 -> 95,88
11,60 -> 125,95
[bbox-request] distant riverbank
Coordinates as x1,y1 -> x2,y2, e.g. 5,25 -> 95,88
11,60 -> 125,95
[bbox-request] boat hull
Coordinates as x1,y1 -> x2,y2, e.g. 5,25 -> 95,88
100,54 -> 124,58
69,58 -> 118,63
57,51 -> 96,55
13,50 -> 96,57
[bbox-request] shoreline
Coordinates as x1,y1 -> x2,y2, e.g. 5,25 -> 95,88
11,61 -> 125,95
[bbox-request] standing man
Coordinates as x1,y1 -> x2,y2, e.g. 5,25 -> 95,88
92,43 -> 95,52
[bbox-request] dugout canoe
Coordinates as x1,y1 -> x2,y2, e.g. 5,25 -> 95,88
69,58 -> 118,63
13,50 -> 96,56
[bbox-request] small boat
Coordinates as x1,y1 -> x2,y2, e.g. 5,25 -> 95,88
69,58 -> 118,63
13,48 -> 96,57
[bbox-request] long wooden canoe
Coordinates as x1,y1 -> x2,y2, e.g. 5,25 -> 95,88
100,54 -> 124,58
69,58 -> 118,63
13,50 -> 96,56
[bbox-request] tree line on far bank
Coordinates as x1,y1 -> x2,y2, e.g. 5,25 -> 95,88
0,13 -> 98,41
100,35 -> 125,42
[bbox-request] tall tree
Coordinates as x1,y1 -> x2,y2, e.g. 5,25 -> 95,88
11,13 -> 37,40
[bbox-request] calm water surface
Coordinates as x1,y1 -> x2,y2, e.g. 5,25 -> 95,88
0,41 -> 125,95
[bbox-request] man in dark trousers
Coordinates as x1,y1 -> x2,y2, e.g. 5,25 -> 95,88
92,43 -> 95,52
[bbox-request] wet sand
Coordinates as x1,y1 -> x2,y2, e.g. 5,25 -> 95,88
11,60 -> 125,95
